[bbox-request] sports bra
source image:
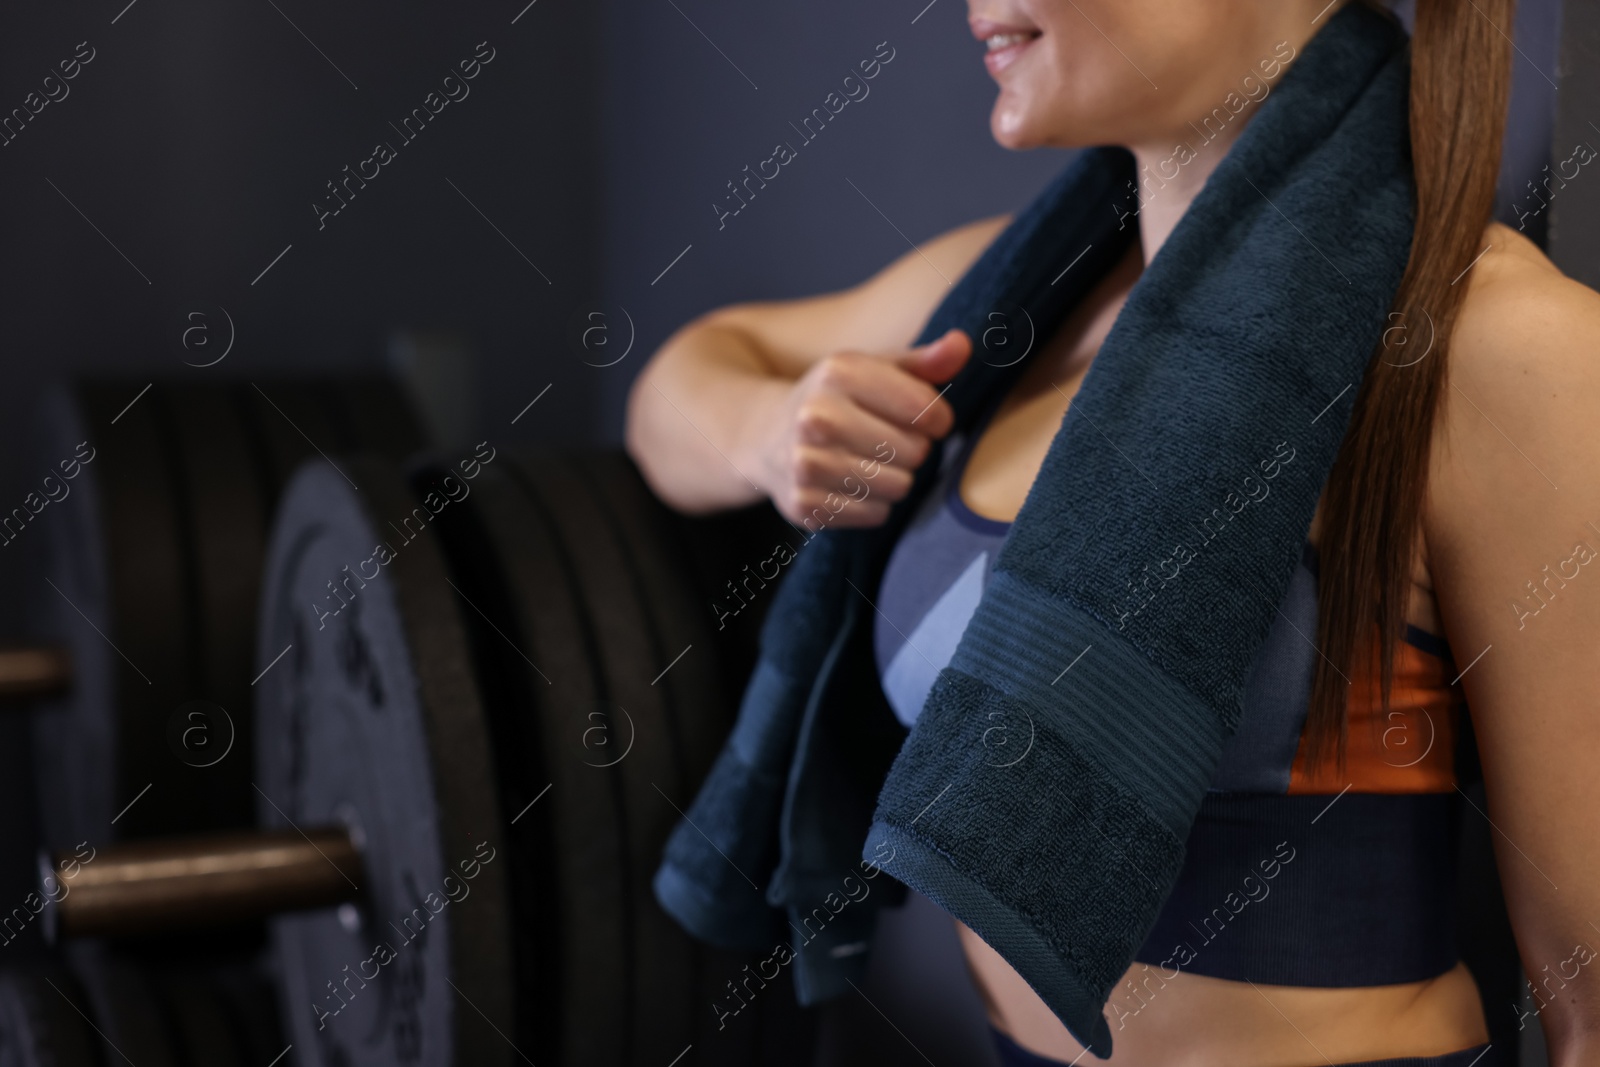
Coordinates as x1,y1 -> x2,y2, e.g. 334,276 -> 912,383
872,418 -> 1465,988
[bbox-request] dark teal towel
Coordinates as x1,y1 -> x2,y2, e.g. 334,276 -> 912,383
655,5 -> 1414,1054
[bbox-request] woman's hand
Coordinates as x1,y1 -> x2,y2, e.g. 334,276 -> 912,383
745,329 -> 970,527
625,215 -> 1007,517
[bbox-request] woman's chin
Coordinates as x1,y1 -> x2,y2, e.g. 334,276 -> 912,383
990,104 -> 1043,150
989,101 -> 1104,152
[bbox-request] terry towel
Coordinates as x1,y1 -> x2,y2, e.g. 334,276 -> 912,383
655,5 -> 1415,1055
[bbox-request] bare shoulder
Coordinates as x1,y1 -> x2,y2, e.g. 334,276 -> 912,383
911,212 -> 1013,276
1427,222 -> 1600,568
804,210 -> 1013,342
1446,223 -> 1600,412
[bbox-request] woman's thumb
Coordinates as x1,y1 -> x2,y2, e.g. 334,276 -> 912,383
900,329 -> 970,384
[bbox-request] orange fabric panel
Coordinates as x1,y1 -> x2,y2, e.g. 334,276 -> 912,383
1287,636 -> 1462,794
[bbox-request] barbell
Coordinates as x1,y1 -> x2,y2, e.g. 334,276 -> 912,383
22,379 -> 427,854
26,399 -> 812,1064
251,451 -> 813,1066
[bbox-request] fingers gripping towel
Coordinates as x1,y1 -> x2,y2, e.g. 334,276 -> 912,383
655,5 -> 1414,1054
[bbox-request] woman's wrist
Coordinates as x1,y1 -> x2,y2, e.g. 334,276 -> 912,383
727,373 -> 797,505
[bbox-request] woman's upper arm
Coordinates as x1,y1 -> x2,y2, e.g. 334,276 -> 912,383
1426,236 -> 1600,1048
701,213 -> 1010,379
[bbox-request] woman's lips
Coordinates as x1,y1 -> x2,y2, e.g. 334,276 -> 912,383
983,33 -> 1037,76
970,19 -> 1041,77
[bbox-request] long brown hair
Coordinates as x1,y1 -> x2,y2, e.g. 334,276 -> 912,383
1305,0 -> 1514,762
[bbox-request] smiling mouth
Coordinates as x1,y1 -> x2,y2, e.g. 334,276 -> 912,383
982,30 -> 1040,74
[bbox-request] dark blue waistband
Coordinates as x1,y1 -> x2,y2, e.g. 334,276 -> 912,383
991,1027 -> 1497,1067
1133,791 -> 1461,986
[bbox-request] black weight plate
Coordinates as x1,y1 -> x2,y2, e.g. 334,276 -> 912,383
578,454 -> 820,1067
29,386 -> 118,855
256,458 -> 512,1067
212,963 -> 292,1067
164,377 -> 422,831
67,947 -> 182,1066
463,463 -> 629,1066
572,453 -> 756,1067
0,966 -> 101,1067
31,379 -> 422,852
157,386 -> 268,830
334,380 -> 429,462
670,499 -> 801,701
576,457 -> 780,1067
151,968 -> 247,1067
573,453 -> 729,800
510,454 -> 696,1065
411,459 -> 560,1063
235,377 -> 427,503
38,384 -> 195,843
240,384 -> 351,496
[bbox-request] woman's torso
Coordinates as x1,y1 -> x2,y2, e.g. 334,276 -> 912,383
871,237 -> 1489,1065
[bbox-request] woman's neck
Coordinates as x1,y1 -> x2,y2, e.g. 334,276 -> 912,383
1128,118 -> 1251,265
1125,0 -> 1347,262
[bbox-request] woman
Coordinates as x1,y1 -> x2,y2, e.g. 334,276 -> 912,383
627,0 -> 1600,1064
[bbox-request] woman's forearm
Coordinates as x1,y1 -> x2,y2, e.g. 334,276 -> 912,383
624,317 -> 794,515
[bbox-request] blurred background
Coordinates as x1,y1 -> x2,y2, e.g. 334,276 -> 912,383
0,0 -> 1588,1063
0,0 -> 1073,947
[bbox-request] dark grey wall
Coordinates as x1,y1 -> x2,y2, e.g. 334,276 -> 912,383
1497,0 -> 1565,246
0,0 -> 604,435
1549,0 -> 1600,284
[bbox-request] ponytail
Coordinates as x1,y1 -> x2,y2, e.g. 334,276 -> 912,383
1304,0 -> 1515,762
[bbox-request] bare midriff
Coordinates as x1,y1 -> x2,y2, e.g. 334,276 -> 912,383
946,241 -> 1485,1064
957,928 -> 1488,1067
